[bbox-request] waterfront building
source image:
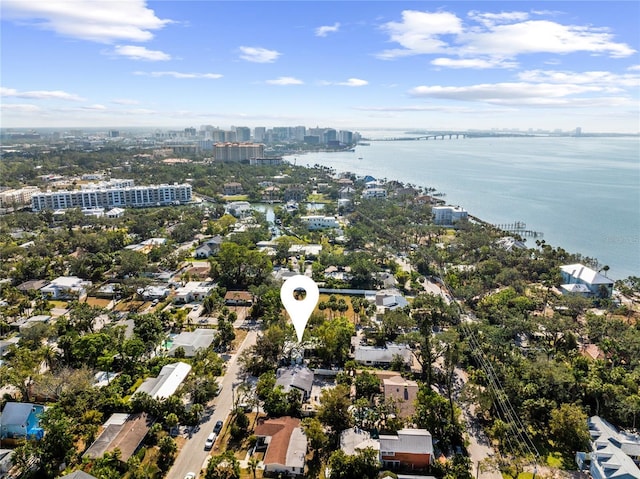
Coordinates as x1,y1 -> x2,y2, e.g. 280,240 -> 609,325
213,142 -> 264,162
432,205 -> 468,225
250,157 -> 283,166
31,181 -> 192,211
362,188 -> 387,199
560,263 -> 614,298
300,215 -> 339,230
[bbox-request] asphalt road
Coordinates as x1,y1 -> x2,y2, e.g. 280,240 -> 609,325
168,329 -> 258,479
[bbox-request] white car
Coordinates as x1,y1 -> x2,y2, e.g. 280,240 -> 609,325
184,473 -> 196,479
204,432 -> 217,450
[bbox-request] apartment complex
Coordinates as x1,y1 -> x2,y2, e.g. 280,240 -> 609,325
213,142 -> 264,162
432,205 -> 468,225
31,180 -> 192,211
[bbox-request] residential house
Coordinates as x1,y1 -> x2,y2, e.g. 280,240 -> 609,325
379,428 -> 433,470
16,279 -> 49,293
173,281 -> 215,303
195,235 -> 223,258
376,289 -> 409,311
383,376 -> 419,419
0,337 -> 19,357
223,182 -> 243,195
275,366 -> 314,401
167,329 -> 216,357
340,427 -> 380,456
262,185 -> 281,202
14,314 -> 52,332
133,362 -> 192,399
83,413 -> 153,463
300,215 -> 339,231
254,416 -> 307,478
288,243 -> 322,258
362,188 -> 387,199
138,284 -> 171,301
225,201 -> 251,218
40,276 -> 91,299
106,207 -> 125,218
354,343 -> 412,367
560,263 -> 614,299
0,402 -> 45,441
576,416 -> 640,479
338,186 -> 356,199
224,290 -> 254,306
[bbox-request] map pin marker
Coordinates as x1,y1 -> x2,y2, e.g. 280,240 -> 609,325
280,275 -> 319,343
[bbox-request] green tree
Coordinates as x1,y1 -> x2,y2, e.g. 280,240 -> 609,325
328,448 -> 379,479
317,384 -> 353,436
549,403 -> 590,453
205,450 -> 241,479
210,242 -> 272,289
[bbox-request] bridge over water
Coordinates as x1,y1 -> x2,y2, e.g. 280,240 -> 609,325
368,132 -> 467,141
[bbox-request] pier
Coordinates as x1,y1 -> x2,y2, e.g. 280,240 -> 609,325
493,221 -> 544,238
369,133 -> 467,141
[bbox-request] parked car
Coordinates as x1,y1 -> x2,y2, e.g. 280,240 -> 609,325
204,432 -> 217,450
213,420 -> 223,434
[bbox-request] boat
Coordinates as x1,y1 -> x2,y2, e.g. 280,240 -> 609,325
358,157 -> 363,160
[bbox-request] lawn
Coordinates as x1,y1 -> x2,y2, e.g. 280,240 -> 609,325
316,293 -> 359,323
84,297 -> 111,308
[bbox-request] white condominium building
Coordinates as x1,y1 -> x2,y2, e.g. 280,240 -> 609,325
300,215 -> 339,230
31,181 -> 192,211
432,205 -> 468,225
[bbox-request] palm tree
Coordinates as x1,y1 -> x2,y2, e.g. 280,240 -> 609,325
247,457 -> 259,479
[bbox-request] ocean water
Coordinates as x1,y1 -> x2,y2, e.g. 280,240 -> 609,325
285,136 -> 640,280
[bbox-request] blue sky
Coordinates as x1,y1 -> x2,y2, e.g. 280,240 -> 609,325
2,1 -> 639,132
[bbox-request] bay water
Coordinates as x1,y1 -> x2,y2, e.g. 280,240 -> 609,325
285,136 -> 640,280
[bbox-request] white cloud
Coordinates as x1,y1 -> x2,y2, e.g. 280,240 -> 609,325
134,71 -> 223,79
378,10 -> 462,59
628,65 -> 640,71
377,9 -> 636,64
1,87 -> 85,101
81,104 -> 108,110
316,22 -> 340,37
239,46 -> 281,63
113,45 -> 171,61
321,78 -> 369,87
111,98 -> 141,105
1,0 -> 171,43
517,69 -> 639,88
467,10 -> 529,27
408,81 -> 619,106
431,57 -> 518,69
266,77 -> 303,85
1,103 -> 42,112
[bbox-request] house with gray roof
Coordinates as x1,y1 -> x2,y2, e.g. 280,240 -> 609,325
275,366 -> 314,401
576,415 -> 640,479
354,343 -> 412,367
133,362 -> 191,400
561,263 -> 614,298
0,402 -> 45,441
167,328 -> 215,357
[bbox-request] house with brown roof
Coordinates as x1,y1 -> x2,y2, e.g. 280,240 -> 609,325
383,375 -> 418,419
83,413 -> 153,463
254,416 -> 307,477
224,290 -> 253,306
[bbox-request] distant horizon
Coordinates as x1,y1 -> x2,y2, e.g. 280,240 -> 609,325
2,125 -> 638,136
2,1 -> 638,132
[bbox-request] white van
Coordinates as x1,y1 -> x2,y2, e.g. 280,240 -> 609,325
204,432 -> 217,450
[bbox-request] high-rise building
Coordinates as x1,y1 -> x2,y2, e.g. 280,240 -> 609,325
235,126 -> 251,142
214,143 -> 265,162
254,127 -> 266,142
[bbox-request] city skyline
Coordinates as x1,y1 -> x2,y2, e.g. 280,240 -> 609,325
1,1 -> 639,132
